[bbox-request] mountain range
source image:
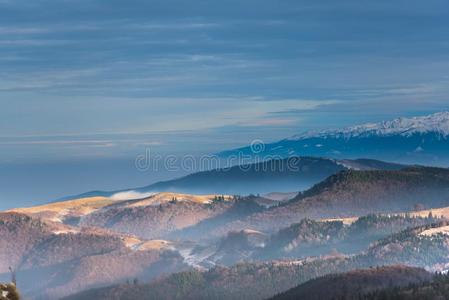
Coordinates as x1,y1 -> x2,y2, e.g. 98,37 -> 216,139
219,112 -> 449,166
4,113 -> 449,299
62,112 -> 449,203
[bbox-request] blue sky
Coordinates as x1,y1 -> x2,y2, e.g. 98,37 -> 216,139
1,0 -> 449,207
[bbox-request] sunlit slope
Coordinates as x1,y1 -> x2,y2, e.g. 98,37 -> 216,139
8,196 -> 117,222
5,192 -> 232,227
127,192 -> 232,207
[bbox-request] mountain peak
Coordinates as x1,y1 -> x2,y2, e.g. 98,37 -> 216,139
288,112 -> 449,140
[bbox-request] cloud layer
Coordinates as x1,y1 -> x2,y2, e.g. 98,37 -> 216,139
1,0 -> 449,162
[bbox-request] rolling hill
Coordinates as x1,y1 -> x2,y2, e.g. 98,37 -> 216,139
362,272 -> 449,299
0,212 -> 188,299
270,265 -> 432,300
197,166 -> 449,238
63,221 -> 449,300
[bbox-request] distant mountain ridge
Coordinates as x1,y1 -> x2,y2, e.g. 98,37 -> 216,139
60,157 -> 404,201
219,112 -> 449,165
290,111 -> 449,140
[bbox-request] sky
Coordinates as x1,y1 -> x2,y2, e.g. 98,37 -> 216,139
1,0 -> 449,208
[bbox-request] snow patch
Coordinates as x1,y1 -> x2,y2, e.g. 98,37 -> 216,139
52,228 -> 79,235
178,247 -> 215,270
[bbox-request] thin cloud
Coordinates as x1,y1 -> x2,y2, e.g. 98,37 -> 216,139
0,26 -> 49,34
0,140 -> 116,146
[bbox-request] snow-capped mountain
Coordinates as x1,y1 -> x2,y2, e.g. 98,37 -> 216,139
288,112 -> 449,140
219,112 -> 449,166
